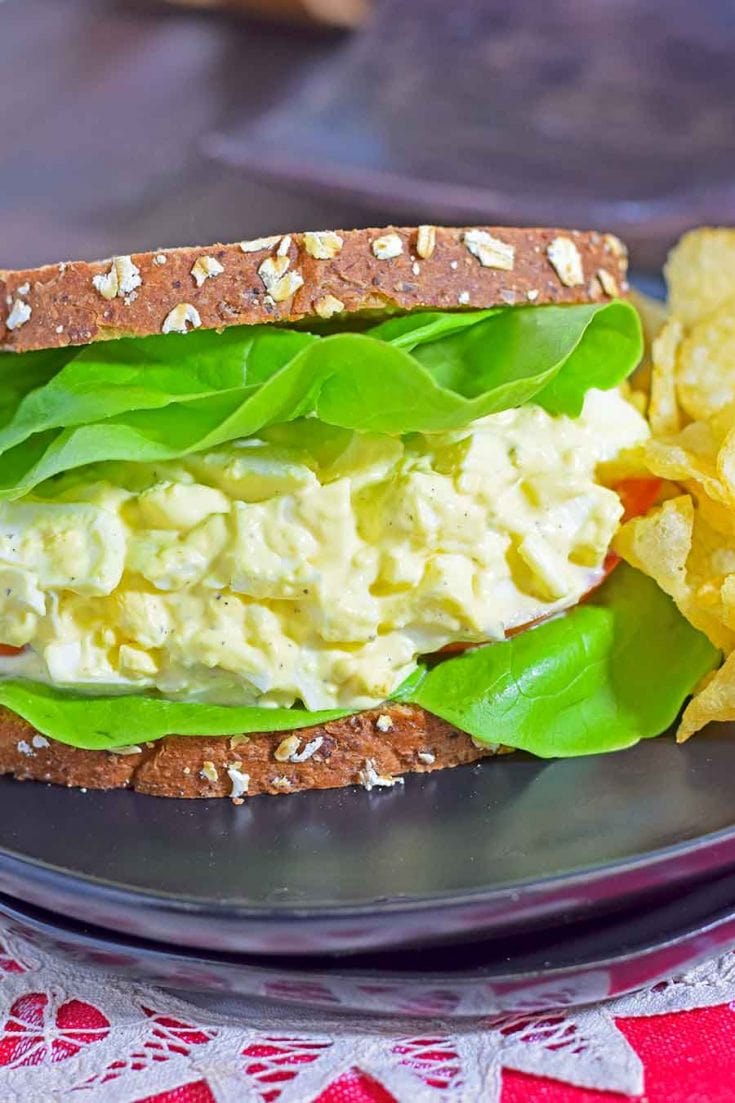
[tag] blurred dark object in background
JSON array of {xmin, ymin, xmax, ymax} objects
[
  {"xmin": 209, "ymin": 0, "xmax": 735, "ymax": 268},
  {"xmin": 0, "ymin": 0, "xmax": 378, "ymax": 269},
  {"xmin": 1, "ymin": 0, "xmax": 734, "ymax": 273},
  {"xmin": 163, "ymin": 0, "xmax": 368, "ymax": 29}
]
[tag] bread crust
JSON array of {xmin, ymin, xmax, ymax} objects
[
  {"xmin": 0, "ymin": 225, "xmax": 628, "ymax": 354},
  {"xmin": 0, "ymin": 703, "xmax": 500, "ymax": 799}
]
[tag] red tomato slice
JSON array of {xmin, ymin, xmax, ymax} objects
[
  {"xmin": 616, "ymin": 477, "xmax": 662, "ymax": 522},
  {"xmin": 0, "ymin": 644, "xmax": 24, "ymax": 657},
  {"xmin": 435, "ymin": 477, "xmax": 661, "ymax": 656}
]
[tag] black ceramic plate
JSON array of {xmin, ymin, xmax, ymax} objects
[
  {"xmin": 2, "ymin": 724, "xmax": 735, "ymax": 956},
  {"xmin": 3, "ymin": 870, "xmax": 735, "ymax": 1016}
]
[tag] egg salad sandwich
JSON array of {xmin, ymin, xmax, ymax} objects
[{"xmin": 0, "ymin": 226, "xmax": 718, "ymax": 799}]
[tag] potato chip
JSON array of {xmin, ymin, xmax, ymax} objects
[
  {"xmin": 719, "ymin": 575, "xmax": 735, "ymax": 632},
  {"xmin": 692, "ymin": 489, "xmax": 735, "ymax": 542},
  {"xmin": 617, "ymin": 494, "xmax": 735, "ymax": 655},
  {"xmin": 716, "ymin": 421, "xmax": 735, "ymax": 497},
  {"xmin": 644, "ymin": 431, "xmax": 729, "ymax": 508},
  {"xmin": 614, "ymin": 496, "xmax": 692, "ymax": 602},
  {"xmin": 677, "ymin": 300, "xmax": 735, "ymax": 420},
  {"xmin": 665, "ymin": 228, "xmax": 735, "ymax": 327},
  {"xmin": 621, "ymin": 228, "xmax": 735, "ymax": 738},
  {"xmin": 649, "ymin": 317, "xmax": 682, "ymax": 434},
  {"xmin": 684, "ymin": 516, "xmax": 735, "ymax": 650},
  {"xmin": 678, "ymin": 652, "xmax": 735, "ymax": 742}
]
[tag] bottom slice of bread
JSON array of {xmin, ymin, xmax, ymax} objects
[{"xmin": 0, "ymin": 705, "xmax": 501, "ymax": 798}]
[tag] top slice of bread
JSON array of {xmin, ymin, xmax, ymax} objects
[{"xmin": 0, "ymin": 225, "xmax": 628, "ymax": 354}]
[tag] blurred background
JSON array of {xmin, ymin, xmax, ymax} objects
[{"xmin": 2, "ymin": 0, "xmax": 734, "ymax": 275}]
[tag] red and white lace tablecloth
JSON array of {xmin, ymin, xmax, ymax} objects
[{"xmin": 1, "ymin": 931, "xmax": 735, "ymax": 1102}]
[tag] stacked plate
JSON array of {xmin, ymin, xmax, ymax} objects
[{"xmin": 3, "ymin": 724, "xmax": 735, "ymax": 1017}]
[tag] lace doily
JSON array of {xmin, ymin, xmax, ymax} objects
[{"xmin": 1, "ymin": 929, "xmax": 735, "ymax": 1102}]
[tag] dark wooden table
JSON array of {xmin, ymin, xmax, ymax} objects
[{"xmin": 0, "ymin": 0, "xmax": 385, "ymax": 269}]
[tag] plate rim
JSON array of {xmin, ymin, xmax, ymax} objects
[
  {"xmin": 2, "ymin": 810, "xmax": 735, "ymax": 920},
  {"xmin": 3, "ymin": 873, "xmax": 735, "ymax": 1018}
]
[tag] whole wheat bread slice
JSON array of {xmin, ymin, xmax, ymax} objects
[
  {"xmin": 0, "ymin": 225, "xmax": 627, "ymax": 354},
  {"xmin": 0, "ymin": 704, "xmax": 501, "ymax": 799}
]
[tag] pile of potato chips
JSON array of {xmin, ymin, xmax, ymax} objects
[{"xmin": 615, "ymin": 228, "xmax": 735, "ymax": 739}]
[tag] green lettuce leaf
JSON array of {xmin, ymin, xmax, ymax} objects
[
  {"xmin": 0, "ymin": 327, "xmax": 317, "ymax": 451},
  {"xmin": 410, "ymin": 565, "xmax": 719, "ymax": 757},
  {"xmin": 0, "ymin": 681, "xmax": 348, "ymax": 750},
  {"xmin": 0, "ymin": 301, "xmax": 641, "ymax": 499},
  {"xmin": 0, "ymin": 348, "xmax": 74, "ymax": 428},
  {"xmin": 0, "ymin": 567, "xmax": 717, "ymax": 756}
]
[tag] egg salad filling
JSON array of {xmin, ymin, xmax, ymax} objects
[
  {"xmin": 0, "ymin": 299, "xmax": 721, "ymax": 758},
  {"xmin": 0, "ymin": 389, "xmax": 647, "ymax": 709}
]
